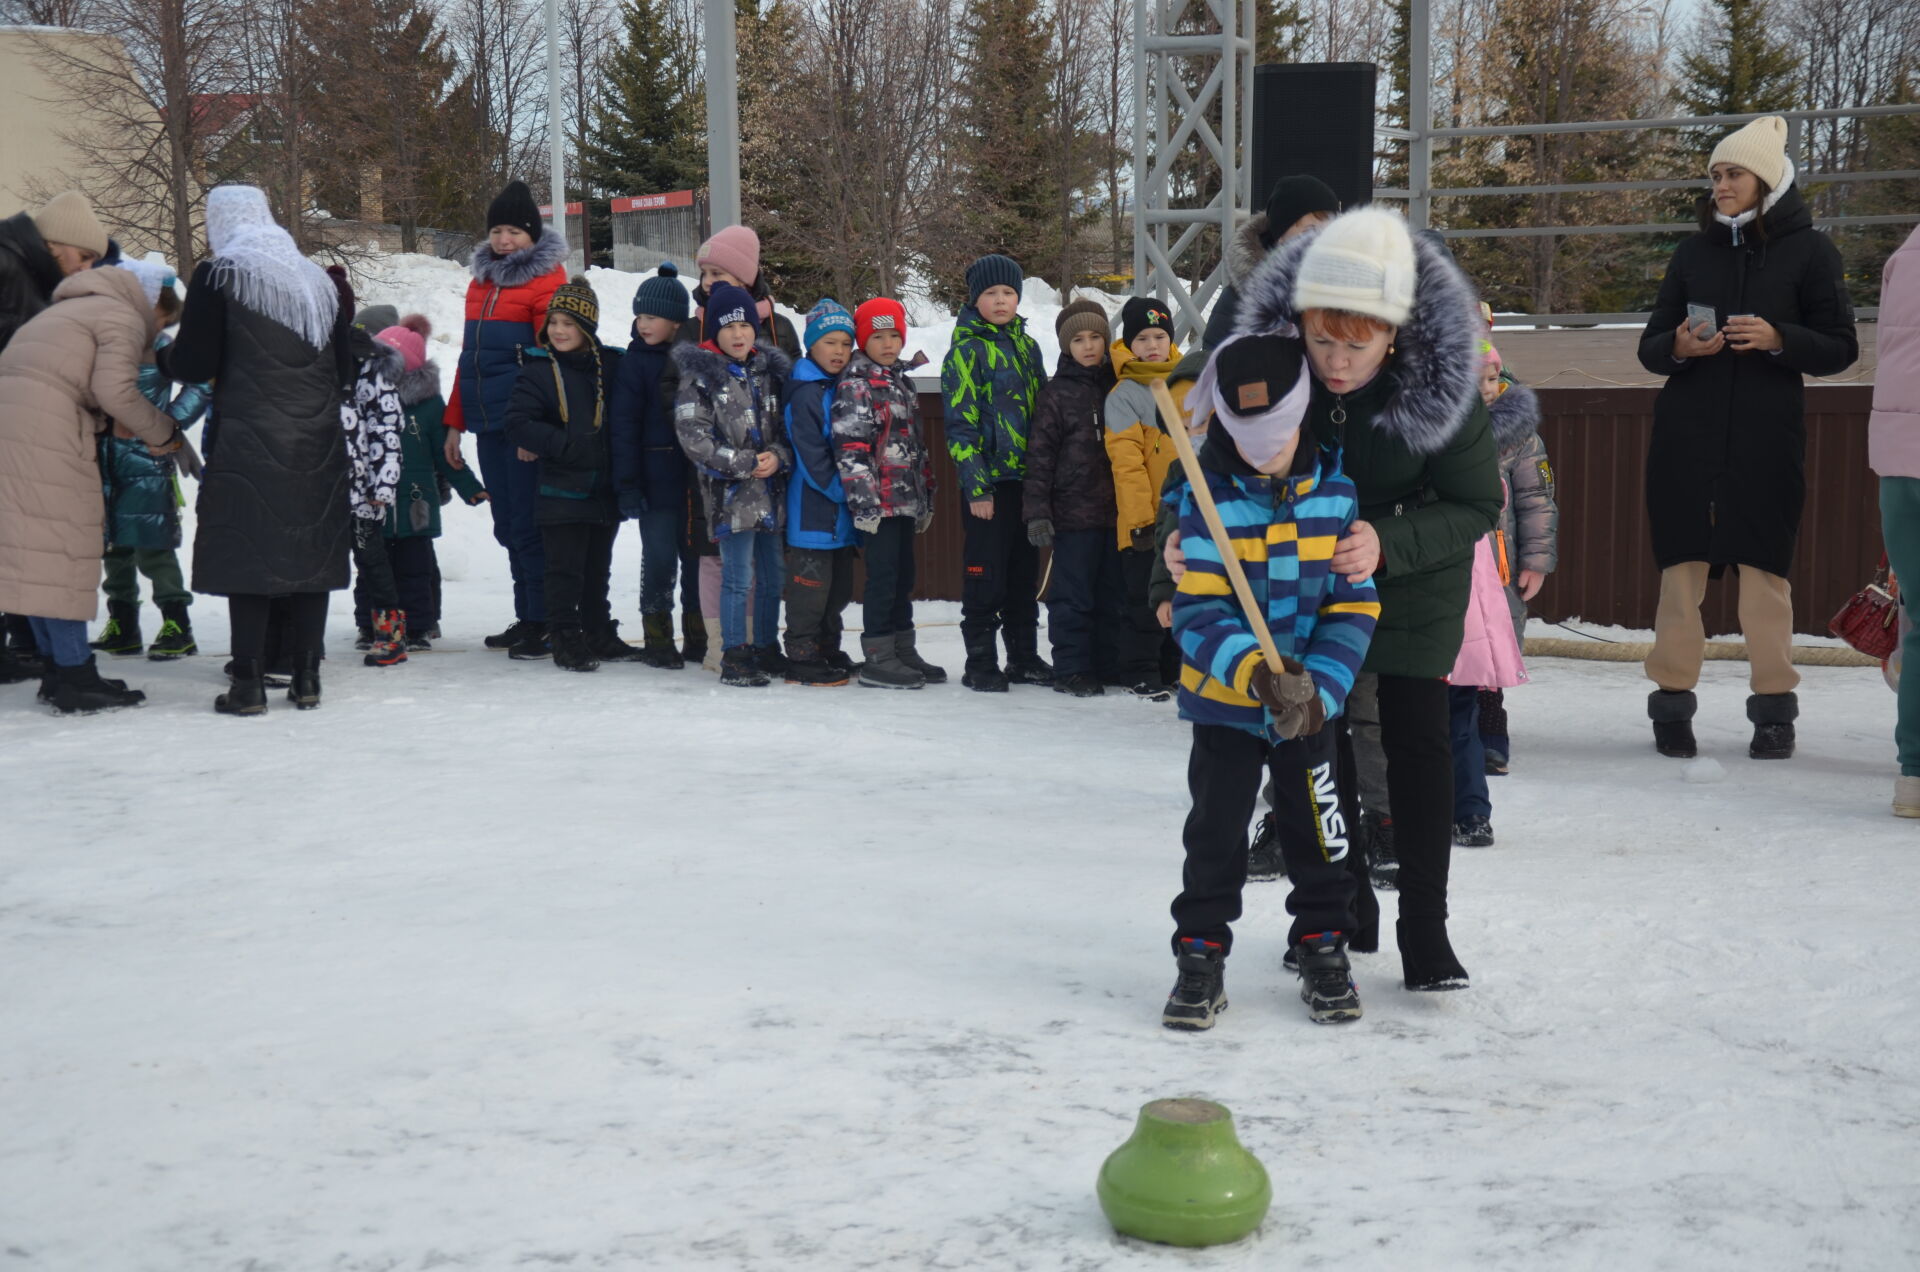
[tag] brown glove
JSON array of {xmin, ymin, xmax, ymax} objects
[{"xmin": 1247, "ymin": 655, "xmax": 1326, "ymax": 738}]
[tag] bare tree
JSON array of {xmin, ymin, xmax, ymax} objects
[{"xmin": 443, "ymin": 0, "xmax": 549, "ymax": 187}]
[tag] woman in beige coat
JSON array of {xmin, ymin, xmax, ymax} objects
[{"xmin": 0, "ymin": 266, "xmax": 182, "ymax": 713}]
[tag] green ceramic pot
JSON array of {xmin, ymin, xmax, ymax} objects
[{"xmin": 1097, "ymin": 1098, "xmax": 1271, "ymax": 1247}]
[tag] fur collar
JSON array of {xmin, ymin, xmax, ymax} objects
[
  {"xmin": 1488, "ymin": 380, "xmax": 1541, "ymax": 450},
  {"xmin": 470, "ymin": 230, "xmax": 571, "ymax": 288},
  {"xmin": 1234, "ymin": 225, "xmax": 1485, "ymax": 456},
  {"xmin": 1225, "ymin": 212, "xmax": 1271, "ymax": 288},
  {"xmin": 394, "ymin": 360, "xmax": 441, "ymax": 407},
  {"xmin": 671, "ymin": 339, "xmax": 793, "ymax": 389}
]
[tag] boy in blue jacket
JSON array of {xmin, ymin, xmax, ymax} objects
[
  {"xmin": 1162, "ymin": 335, "xmax": 1380, "ymax": 1031},
  {"xmin": 781, "ymin": 299, "xmax": 858, "ymax": 686}
]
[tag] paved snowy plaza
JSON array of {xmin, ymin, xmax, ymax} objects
[{"xmin": 3, "ymin": 512, "xmax": 1917, "ymax": 1270}]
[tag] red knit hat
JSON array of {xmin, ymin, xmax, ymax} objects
[{"xmin": 856, "ymin": 298, "xmax": 907, "ymax": 350}]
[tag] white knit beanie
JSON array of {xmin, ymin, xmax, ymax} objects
[
  {"xmin": 1708, "ymin": 116, "xmax": 1790, "ymax": 190},
  {"xmin": 1290, "ymin": 207, "xmax": 1417, "ymax": 328}
]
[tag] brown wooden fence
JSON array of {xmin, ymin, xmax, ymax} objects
[{"xmin": 898, "ymin": 385, "xmax": 1883, "ymax": 637}]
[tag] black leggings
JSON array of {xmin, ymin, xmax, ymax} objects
[
  {"xmin": 229, "ymin": 592, "xmax": 329, "ymax": 662},
  {"xmin": 1372, "ymin": 674, "xmax": 1454, "ymax": 923}
]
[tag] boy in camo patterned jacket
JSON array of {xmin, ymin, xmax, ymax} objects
[{"xmin": 942, "ymin": 254, "xmax": 1050, "ymax": 693}]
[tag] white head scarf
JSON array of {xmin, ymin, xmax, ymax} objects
[{"xmin": 204, "ymin": 185, "xmax": 338, "ymax": 350}]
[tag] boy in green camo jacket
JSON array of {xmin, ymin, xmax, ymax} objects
[{"xmin": 941, "ymin": 253, "xmax": 1050, "ymax": 693}]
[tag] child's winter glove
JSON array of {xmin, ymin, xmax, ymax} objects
[
  {"xmin": 618, "ymin": 491, "xmax": 648, "ymax": 520},
  {"xmin": 1129, "ymin": 525, "xmax": 1154, "ymax": 552},
  {"xmin": 915, "ymin": 512, "xmax": 932, "ymax": 535},
  {"xmin": 1027, "ymin": 518, "xmax": 1054, "ymax": 548},
  {"xmin": 854, "ymin": 514, "xmax": 882, "ymax": 536},
  {"xmin": 1248, "ymin": 655, "xmax": 1325, "ymax": 738}
]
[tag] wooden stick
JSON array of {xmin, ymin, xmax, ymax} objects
[{"xmin": 1150, "ymin": 379, "xmax": 1285, "ymax": 671}]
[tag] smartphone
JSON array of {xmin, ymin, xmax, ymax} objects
[{"xmin": 1686, "ymin": 303, "xmax": 1717, "ymax": 338}]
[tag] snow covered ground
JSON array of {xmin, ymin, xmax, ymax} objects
[{"xmin": 4, "ymin": 504, "xmax": 1919, "ymax": 1270}]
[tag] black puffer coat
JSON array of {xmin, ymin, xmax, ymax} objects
[
  {"xmin": 1022, "ymin": 354, "xmax": 1117, "ymax": 533},
  {"xmin": 506, "ymin": 344, "xmax": 623, "ymax": 526},
  {"xmin": 0, "ymin": 213, "xmax": 63, "ymax": 356},
  {"xmin": 163, "ymin": 261, "xmax": 354, "ymax": 597},
  {"xmin": 1636, "ymin": 186, "xmax": 1858, "ymax": 578}
]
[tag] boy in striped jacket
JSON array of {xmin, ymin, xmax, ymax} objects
[{"xmin": 1163, "ymin": 334, "xmax": 1380, "ymax": 1031}]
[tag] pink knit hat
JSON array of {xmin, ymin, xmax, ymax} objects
[
  {"xmin": 697, "ymin": 225, "xmax": 761, "ymax": 287},
  {"xmin": 376, "ymin": 314, "xmax": 431, "ymax": 373}
]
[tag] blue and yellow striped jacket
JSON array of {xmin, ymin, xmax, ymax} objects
[{"xmin": 1172, "ymin": 435, "xmax": 1381, "ymax": 741}]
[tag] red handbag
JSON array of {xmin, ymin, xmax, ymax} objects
[{"xmin": 1828, "ymin": 553, "xmax": 1900, "ymax": 660}]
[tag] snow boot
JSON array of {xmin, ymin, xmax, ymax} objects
[
  {"xmin": 49, "ymin": 656, "xmax": 146, "ymax": 714},
  {"xmin": 719, "ymin": 645, "xmax": 769, "ymax": 687},
  {"xmin": 507, "ymin": 621, "xmax": 551, "ymax": 660},
  {"xmin": 1128, "ymin": 680, "xmax": 1173, "ymax": 702},
  {"xmin": 1053, "ymin": 673, "xmax": 1104, "ymax": 697},
  {"xmin": 1452, "ymin": 815, "xmax": 1495, "ymax": 848},
  {"xmin": 1895, "ymin": 775, "xmax": 1920, "ymax": 819},
  {"xmin": 288, "ymin": 652, "xmax": 323, "ymax": 710},
  {"xmin": 0, "ymin": 641, "xmax": 38, "ymax": 685},
  {"xmin": 406, "ymin": 631, "xmax": 433, "ymax": 652},
  {"xmin": 1294, "ymin": 931, "xmax": 1362, "ymax": 1024},
  {"xmin": 961, "ymin": 631, "xmax": 1008, "ymax": 693},
  {"xmin": 363, "ymin": 609, "xmax": 409, "ymax": 667},
  {"xmin": 1399, "ymin": 917, "xmax": 1469, "ymax": 992},
  {"xmin": 485, "ymin": 618, "xmax": 536, "ymax": 650},
  {"xmin": 354, "ymin": 627, "xmax": 377, "ymax": 651},
  {"xmin": 1246, "ymin": 812, "xmax": 1284, "ymax": 882},
  {"xmin": 1648, "ymin": 689, "xmax": 1698, "ymax": 758},
  {"xmin": 858, "ymin": 633, "xmax": 926, "ymax": 690},
  {"xmin": 591, "ymin": 621, "xmax": 643, "ymax": 663},
  {"xmin": 640, "ymin": 612, "xmax": 683, "ymax": 668},
  {"xmin": 1162, "ymin": 937, "xmax": 1227, "ymax": 1031},
  {"xmin": 552, "ymin": 625, "xmax": 601, "ymax": 672},
  {"xmin": 1747, "ymin": 691, "xmax": 1797, "ymax": 760},
  {"xmin": 784, "ymin": 636, "xmax": 848, "ymax": 687},
  {"xmin": 146, "ymin": 603, "xmax": 196, "ymax": 660},
  {"xmin": 681, "ymin": 610, "xmax": 708, "ymax": 668},
  {"xmin": 1363, "ymin": 812, "xmax": 1397, "ymax": 890},
  {"xmin": 91, "ymin": 600, "xmax": 143, "ymax": 656},
  {"xmin": 215, "ymin": 658, "xmax": 268, "ymax": 716},
  {"xmin": 1003, "ymin": 629, "xmax": 1053, "ymax": 686},
  {"xmin": 894, "ymin": 629, "xmax": 947, "ymax": 684},
  {"xmin": 822, "ymin": 638, "xmax": 858, "ymax": 679},
  {"xmin": 754, "ymin": 643, "xmax": 789, "ymax": 679}
]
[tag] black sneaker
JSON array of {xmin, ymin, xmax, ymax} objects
[
  {"xmin": 1128, "ymin": 681, "xmax": 1173, "ymax": 702},
  {"xmin": 1162, "ymin": 937, "xmax": 1227, "ymax": 1031},
  {"xmin": 507, "ymin": 622, "xmax": 551, "ymax": 660},
  {"xmin": 1294, "ymin": 931, "xmax": 1362, "ymax": 1024},
  {"xmin": 591, "ymin": 622, "xmax": 644, "ymax": 663},
  {"xmin": 354, "ymin": 627, "xmax": 377, "ymax": 651},
  {"xmin": 1246, "ymin": 813, "xmax": 1284, "ymax": 882},
  {"xmin": 486, "ymin": 619, "xmax": 535, "ymax": 651},
  {"xmin": 405, "ymin": 634, "xmax": 432, "ymax": 652},
  {"xmin": 1053, "ymin": 673, "xmax": 1104, "ymax": 697},
  {"xmin": 1364, "ymin": 813, "xmax": 1398, "ymax": 891},
  {"xmin": 1453, "ymin": 815, "xmax": 1495, "ymax": 848},
  {"xmin": 1005, "ymin": 655, "xmax": 1053, "ymax": 686}
]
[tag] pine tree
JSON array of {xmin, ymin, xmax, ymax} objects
[
  {"xmin": 1675, "ymin": 0, "xmax": 1798, "ymax": 157},
  {"xmin": 579, "ymin": 0, "xmax": 703, "ymax": 199}
]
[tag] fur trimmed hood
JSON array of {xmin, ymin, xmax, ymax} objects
[
  {"xmin": 1488, "ymin": 379, "xmax": 1541, "ymax": 451},
  {"xmin": 1233, "ymin": 224, "xmax": 1486, "ymax": 456},
  {"xmin": 671, "ymin": 338, "xmax": 793, "ymax": 387},
  {"xmin": 394, "ymin": 359, "xmax": 442, "ymax": 407},
  {"xmin": 470, "ymin": 230, "xmax": 571, "ymax": 288},
  {"xmin": 1225, "ymin": 212, "xmax": 1272, "ymax": 289}
]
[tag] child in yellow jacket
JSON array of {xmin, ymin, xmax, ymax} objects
[{"xmin": 1105, "ymin": 296, "xmax": 1183, "ymax": 698}]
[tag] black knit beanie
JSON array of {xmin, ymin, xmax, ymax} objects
[
  {"xmin": 1213, "ymin": 334, "xmax": 1304, "ymax": 419},
  {"xmin": 1261, "ymin": 175, "xmax": 1340, "ymax": 247},
  {"xmin": 486, "ymin": 180, "xmax": 544, "ymax": 241},
  {"xmin": 1120, "ymin": 296, "xmax": 1174, "ymax": 345}
]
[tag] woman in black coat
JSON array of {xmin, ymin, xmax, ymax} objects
[
  {"xmin": 160, "ymin": 185, "xmax": 353, "ymax": 716},
  {"xmin": 1636, "ymin": 116, "xmax": 1858, "ymax": 761}
]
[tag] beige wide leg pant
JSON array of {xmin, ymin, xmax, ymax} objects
[{"xmin": 1644, "ymin": 561, "xmax": 1799, "ymax": 695}]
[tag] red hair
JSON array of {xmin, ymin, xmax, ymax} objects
[{"xmin": 1302, "ymin": 308, "xmax": 1391, "ymax": 343}]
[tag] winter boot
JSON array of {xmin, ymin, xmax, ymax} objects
[
  {"xmin": 1895, "ymin": 775, "xmax": 1920, "ymax": 819},
  {"xmin": 1003, "ymin": 629, "xmax": 1053, "ymax": 686},
  {"xmin": 288, "ymin": 652, "xmax": 322, "ymax": 710},
  {"xmin": 1246, "ymin": 812, "xmax": 1284, "ymax": 882},
  {"xmin": 1452, "ymin": 815, "xmax": 1495, "ymax": 848},
  {"xmin": 1747, "ymin": 691, "xmax": 1797, "ymax": 760},
  {"xmin": 961, "ymin": 630, "xmax": 1008, "ymax": 693},
  {"xmin": 592, "ymin": 621, "xmax": 643, "ymax": 663},
  {"xmin": 858, "ymin": 633, "xmax": 926, "ymax": 690},
  {"xmin": 894, "ymin": 629, "xmax": 948, "ymax": 684},
  {"xmin": 719, "ymin": 645, "xmax": 769, "ymax": 687},
  {"xmin": 1398, "ymin": 917, "xmax": 1470, "ymax": 992},
  {"xmin": 406, "ymin": 630, "xmax": 433, "ymax": 652},
  {"xmin": 640, "ymin": 612, "xmax": 683, "ymax": 668},
  {"xmin": 1294, "ymin": 931, "xmax": 1362, "ymax": 1024},
  {"xmin": 146, "ymin": 603, "xmax": 197, "ymax": 660},
  {"xmin": 1053, "ymin": 672, "xmax": 1104, "ymax": 697},
  {"xmin": 49, "ymin": 656, "xmax": 146, "ymax": 714},
  {"xmin": 754, "ymin": 643, "xmax": 789, "ymax": 679},
  {"xmin": 822, "ymin": 635, "xmax": 858, "ymax": 679},
  {"xmin": 0, "ymin": 642, "xmax": 37, "ymax": 685},
  {"xmin": 552, "ymin": 625, "xmax": 601, "ymax": 672},
  {"xmin": 681, "ymin": 610, "xmax": 709, "ymax": 667},
  {"xmin": 507, "ymin": 621, "xmax": 552, "ymax": 660},
  {"xmin": 91, "ymin": 600, "xmax": 143, "ymax": 657},
  {"xmin": 363, "ymin": 609, "xmax": 409, "ymax": 667},
  {"xmin": 1161, "ymin": 937, "xmax": 1227, "ymax": 1031},
  {"xmin": 784, "ymin": 636, "xmax": 848, "ymax": 687},
  {"xmin": 215, "ymin": 658, "xmax": 268, "ymax": 716},
  {"xmin": 1648, "ymin": 689, "xmax": 1698, "ymax": 758},
  {"xmin": 485, "ymin": 618, "xmax": 535, "ymax": 650},
  {"xmin": 1363, "ymin": 812, "xmax": 1397, "ymax": 891},
  {"xmin": 354, "ymin": 627, "xmax": 377, "ymax": 651}
]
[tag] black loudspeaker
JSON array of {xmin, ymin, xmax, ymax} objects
[{"xmin": 1250, "ymin": 63, "xmax": 1378, "ymax": 222}]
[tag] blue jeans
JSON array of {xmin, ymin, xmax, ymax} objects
[
  {"xmin": 28, "ymin": 616, "xmax": 91, "ymax": 667},
  {"xmin": 1883, "ymin": 477, "xmax": 1920, "ymax": 776},
  {"xmin": 637, "ymin": 507, "xmax": 699, "ymax": 617},
  {"xmin": 718, "ymin": 529, "xmax": 783, "ymax": 650},
  {"xmin": 1448, "ymin": 684, "xmax": 1491, "ymax": 820},
  {"xmin": 475, "ymin": 430, "xmax": 546, "ymax": 622}
]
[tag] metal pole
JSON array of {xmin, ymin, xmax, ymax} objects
[
  {"xmin": 1408, "ymin": 0, "xmax": 1430, "ymax": 227},
  {"xmin": 705, "ymin": 0, "xmax": 741, "ymax": 231},
  {"xmin": 546, "ymin": 0, "xmax": 565, "ymax": 244},
  {"xmin": 1132, "ymin": 0, "xmax": 1147, "ymax": 290}
]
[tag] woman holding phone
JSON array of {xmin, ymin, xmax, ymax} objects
[{"xmin": 1636, "ymin": 115, "xmax": 1857, "ymax": 761}]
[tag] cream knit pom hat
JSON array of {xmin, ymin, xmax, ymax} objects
[
  {"xmin": 1709, "ymin": 115, "xmax": 1791, "ymax": 190},
  {"xmin": 1290, "ymin": 207, "xmax": 1417, "ymax": 327}
]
